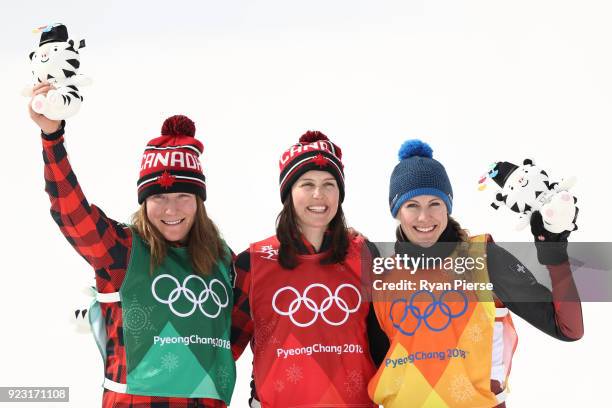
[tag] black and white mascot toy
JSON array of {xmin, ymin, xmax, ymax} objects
[
  {"xmin": 23, "ymin": 23, "xmax": 91, "ymax": 120},
  {"xmin": 480, "ymin": 159, "xmax": 578, "ymax": 239}
]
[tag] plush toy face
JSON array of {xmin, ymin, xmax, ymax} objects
[
  {"xmin": 501, "ymin": 162, "xmax": 550, "ymax": 213},
  {"xmin": 29, "ymin": 41, "xmax": 80, "ymax": 83}
]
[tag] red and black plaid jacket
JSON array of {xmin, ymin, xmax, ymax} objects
[{"xmin": 42, "ymin": 124, "xmax": 243, "ymax": 408}]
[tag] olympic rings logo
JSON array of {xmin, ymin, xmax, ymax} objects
[
  {"xmin": 151, "ymin": 274, "xmax": 229, "ymax": 318},
  {"xmin": 389, "ymin": 290, "xmax": 468, "ymax": 336},
  {"xmin": 272, "ymin": 283, "xmax": 362, "ymax": 328}
]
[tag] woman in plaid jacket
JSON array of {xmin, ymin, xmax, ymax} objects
[{"xmin": 29, "ymin": 82, "xmax": 242, "ymax": 408}]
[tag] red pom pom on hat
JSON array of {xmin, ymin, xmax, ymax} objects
[
  {"xmin": 299, "ymin": 130, "xmax": 329, "ymax": 143},
  {"xmin": 161, "ymin": 115, "xmax": 196, "ymax": 137},
  {"xmin": 298, "ymin": 130, "xmax": 342, "ymax": 160}
]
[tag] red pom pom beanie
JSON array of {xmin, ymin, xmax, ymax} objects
[
  {"xmin": 278, "ymin": 130, "xmax": 345, "ymax": 203},
  {"xmin": 137, "ymin": 115, "xmax": 206, "ymax": 204}
]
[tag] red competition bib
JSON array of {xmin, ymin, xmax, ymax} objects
[{"xmin": 250, "ymin": 236, "xmax": 376, "ymax": 408}]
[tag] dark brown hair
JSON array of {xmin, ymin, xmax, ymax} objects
[
  {"xmin": 448, "ymin": 215, "xmax": 469, "ymax": 242},
  {"xmin": 276, "ymin": 194, "xmax": 349, "ymax": 269},
  {"xmin": 131, "ymin": 198, "xmax": 228, "ymax": 276},
  {"xmin": 447, "ymin": 215, "xmax": 471, "ymax": 258}
]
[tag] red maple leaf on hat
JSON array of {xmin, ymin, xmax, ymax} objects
[
  {"xmin": 158, "ymin": 171, "xmax": 176, "ymax": 189},
  {"xmin": 313, "ymin": 153, "xmax": 328, "ymax": 167}
]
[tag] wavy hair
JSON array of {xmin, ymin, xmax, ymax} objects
[{"xmin": 131, "ymin": 198, "xmax": 228, "ymax": 276}]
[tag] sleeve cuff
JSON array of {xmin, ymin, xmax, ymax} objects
[
  {"xmin": 535, "ymin": 241, "xmax": 569, "ymax": 265},
  {"xmin": 41, "ymin": 120, "xmax": 66, "ymax": 141}
]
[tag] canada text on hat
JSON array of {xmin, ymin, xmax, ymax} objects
[
  {"xmin": 279, "ymin": 140, "xmax": 339, "ymax": 167},
  {"xmin": 140, "ymin": 147, "xmax": 202, "ymax": 174}
]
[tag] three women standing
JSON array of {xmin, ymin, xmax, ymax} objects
[{"xmin": 31, "ymin": 79, "xmax": 583, "ymax": 408}]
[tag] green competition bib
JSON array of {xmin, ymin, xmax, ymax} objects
[{"xmin": 118, "ymin": 233, "xmax": 236, "ymax": 402}]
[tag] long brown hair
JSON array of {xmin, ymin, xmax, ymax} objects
[
  {"xmin": 447, "ymin": 215, "xmax": 471, "ymax": 259},
  {"xmin": 276, "ymin": 194, "xmax": 349, "ymax": 269},
  {"xmin": 448, "ymin": 216, "xmax": 469, "ymax": 242},
  {"xmin": 131, "ymin": 198, "xmax": 228, "ymax": 276}
]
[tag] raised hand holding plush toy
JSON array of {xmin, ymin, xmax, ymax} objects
[
  {"xmin": 22, "ymin": 23, "xmax": 91, "ymax": 120},
  {"xmin": 479, "ymin": 159, "xmax": 578, "ymax": 235}
]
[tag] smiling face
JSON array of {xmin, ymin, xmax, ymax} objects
[
  {"xmin": 396, "ymin": 195, "xmax": 448, "ymax": 247},
  {"xmin": 145, "ymin": 192, "xmax": 197, "ymax": 243},
  {"xmin": 291, "ymin": 170, "xmax": 340, "ymax": 233}
]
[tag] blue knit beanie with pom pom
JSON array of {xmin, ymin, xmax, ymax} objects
[{"xmin": 389, "ymin": 139, "xmax": 453, "ymax": 216}]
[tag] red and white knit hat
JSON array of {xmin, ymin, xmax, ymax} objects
[
  {"xmin": 137, "ymin": 115, "xmax": 206, "ymax": 204},
  {"xmin": 278, "ymin": 131, "xmax": 345, "ymax": 203}
]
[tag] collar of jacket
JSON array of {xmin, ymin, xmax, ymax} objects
[{"xmin": 292, "ymin": 230, "xmax": 333, "ymax": 255}]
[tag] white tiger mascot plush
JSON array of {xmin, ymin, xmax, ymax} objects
[
  {"xmin": 486, "ymin": 159, "xmax": 578, "ymax": 234},
  {"xmin": 23, "ymin": 24, "xmax": 91, "ymax": 120}
]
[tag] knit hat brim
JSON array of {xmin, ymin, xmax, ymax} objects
[
  {"xmin": 137, "ymin": 171, "xmax": 206, "ymax": 204},
  {"xmin": 391, "ymin": 187, "xmax": 453, "ymax": 217}
]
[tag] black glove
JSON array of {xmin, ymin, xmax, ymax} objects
[{"xmin": 530, "ymin": 210, "xmax": 572, "ymax": 265}]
